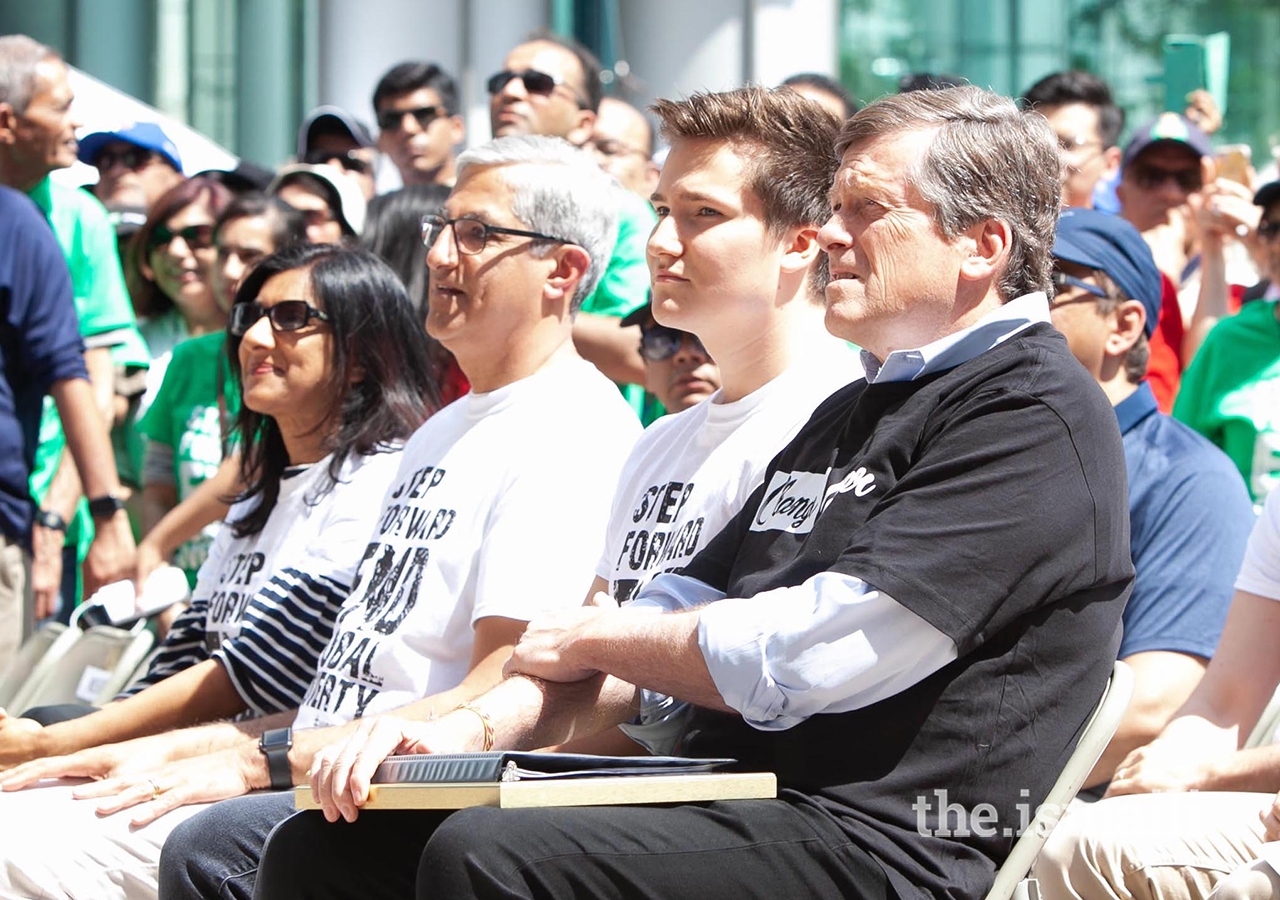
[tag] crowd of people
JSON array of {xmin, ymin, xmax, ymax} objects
[{"xmin": 0, "ymin": 21, "xmax": 1279, "ymax": 900}]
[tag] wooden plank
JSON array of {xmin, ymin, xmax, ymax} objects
[{"xmin": 294, "ymin": 772, "xmax": 777, "ymax": 811}]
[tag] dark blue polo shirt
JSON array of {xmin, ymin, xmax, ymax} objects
[
  {"xmin": 0, "ymin": 185, "xmax": 86, "ymax": 545},
  {"xmin": 1119, "ymin": 381, "xmax": 1254, "ymax": 658}
]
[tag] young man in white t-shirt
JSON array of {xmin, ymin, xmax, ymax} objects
[{"xmin": 0, "ymin": 136, "xmax": 640, "ymax": 900}]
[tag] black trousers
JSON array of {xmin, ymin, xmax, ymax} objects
[{"xmin": 239, "ymin": 794, "xmax": 895, "ymax": 900}]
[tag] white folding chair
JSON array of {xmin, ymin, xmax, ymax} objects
[
  {"xmin": 982, "ymin": 660, "xmax": 1134, "ymax": 900},
  {"xmin": 0, "ymin": 623, "xmax": 67, "ymax": 709},
  {"xmin": 8, "ymin": 616, "xmax": 154, "ymax": 713}
]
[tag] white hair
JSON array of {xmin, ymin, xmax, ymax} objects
[
  {"xmin": 456, "ymin": 135, "xmax": 620, "ymax": 311},
  {"xmin": 0, "ymin": 35, "xmax": 59, "ymax": 115}
]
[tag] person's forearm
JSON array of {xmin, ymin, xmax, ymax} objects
[
  {"xmin": 573, "ymin": 608, "xmax": 732, "ymax": 712},
  {"xmin": 475, "ymin": 674, "xmax": 641, "ymax": 752},
  {"xmin": 40, "ymin": 659, "xmax": 247, "ymax": 757},
  {"xmin": 143, "ymin": 456, "xmax": 238, "ymax": 557},
  {"xmin": 572, "ymin": 314, "xmax": 645, "ymax": 385},
  {"xmin": 1197, "ymin": 745, "xmax": 1280, "ymax": 793},
  {"xmin": 84, "ymin": 347, "xmax": 115, "ymax": 427},
  {"xmin": 42, "ymin": 447, "xmax": 83, "ymax": 522},
  {"xmin": 141, "ymin": 482, "xmax": 179, "ymax": 535},
  {"xmin": 49, "ymin": 378, "xmax": 122, "ymax": 500},
  {"xmin": 1186, "ymin": 234, "xmax": 1228, "ymax": 361}
]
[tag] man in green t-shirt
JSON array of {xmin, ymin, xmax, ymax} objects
[
  {"xmin": 0, "ymin": 34, "xmax": 147, "ymax": 619},
  {"xmin": 487, "ymin": 33, "xmax": 659, "ymax": 422}
]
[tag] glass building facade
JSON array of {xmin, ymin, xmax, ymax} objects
[{"xmin": 2, "ymin": 0, "xmax": 1277, "ymax": 171}]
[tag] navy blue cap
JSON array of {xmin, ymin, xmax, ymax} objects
[
  {"xmin": 1254, "ymin": 181, "xmax": 1280, "ymax": 211},
  {"xmin": 1052, "ymin": 208, "xmax": 1163, "ymax": 338},
  {"xmin": 1121, "ymin": 113, "xmax": 1213, "ymax": 170},
  {"xmin": 77, "ymin": 121, "xmax": 182, "ymax": 173}
]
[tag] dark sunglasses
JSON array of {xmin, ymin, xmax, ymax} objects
[
  {"xmin": 149, "ymin": 223, "xmax": 215, "ymax": 252},
  {"xmin": 1050, "ymin": 270, "xmax": 1110, "ymax": 306},
  {"xmin": 303, "ymin": 149, "xmax": 372, "ymax": 175},
  {"xmin": 1258, "ymin": 220, "xmax": 1280, "ymax": 240},
  {"xmin": 421, "ymin": 214, "xmax": 571, "ymax": 255},
  {"xmin": 639, "ymin": 325, "xmax": 708, "ymax": 362},
  {"xmin": 229, "ymin": 300, "xmax": 330, "ymax": 337},
  {"xmin": 94, "ymin": 146, "xmax": 152, "ymax": 172},
  {"xmin": 486, "ymin": 69, "xmax": 588, "ymax": 108},
  {"xmin": 1129, "ymin": 163, "xmax": 1202, "ymax": 193},
  {"xmin": 376, "ymin": 105, "xmax": 443, "ymax": 132}
]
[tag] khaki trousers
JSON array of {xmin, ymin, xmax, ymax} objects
[
  {"xmin": 0, "ymin": 533, "xmax": 30, "ymax": 677},
  {"xmin": 1034, "ymin": 793, "xmax": 1272, "ymax": 900}
]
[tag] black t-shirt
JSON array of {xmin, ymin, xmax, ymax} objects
[{"xmin": 679, "ymin": 323, "xmax": 1133, "ymax": 900}]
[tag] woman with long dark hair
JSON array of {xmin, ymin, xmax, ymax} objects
[{"xmin": 0, "ymin": 244, "xmax": 439, "ymax": 762}]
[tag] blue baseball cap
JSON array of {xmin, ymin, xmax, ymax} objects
[
  {"xmin": 1052, "ymin": 208, "xmax": 1163, "ymax": 338},
  {"xmin": 1121, "ymin": 113, "xmax": 1212, "ymax": 170},
  {"xmin": 77, "ymin": 121, "xmax": 183, "ymax": 173}
]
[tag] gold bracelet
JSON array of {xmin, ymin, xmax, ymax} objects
[{"xmin": 455, "ymin": 703, "xmax": 495, "ymax": 752}]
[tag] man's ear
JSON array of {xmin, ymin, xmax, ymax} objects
[
  {"xmin": 1105, "ymin": 299, "xmax": 1146, "ymax": 356},
  {"xmin": 447, "ymin": 115, "xmax": 466, "ymax": 148},
  {"xmin": 566, "ymin": 111, "xmax": 598, "ymax": 149},
  {"xmin": 779, "ymin": 226, "xmax": 822, "ymax": 276},
  {"xmin": 0, "ymin": 103, "xmax": 17, "ymax": 146},
  {"xmin": 545, "ymin": 244, "xmax": 591, "ymax": 306},
  {"xmin": 1101, "ymin": 145, "xmax": 1122, "ymax": 182},
  {"xmin": 958, "ymin": 218, "xmax": 1013, "ymax": 283}
]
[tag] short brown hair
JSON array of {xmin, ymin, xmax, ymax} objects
[
  {"xmin": 651, "ymin": 86, "xmax": 840, "ymax": 240},
  {"xmin": 836, "ymin": 85, "xmax": 1062, "ymax": 302}
]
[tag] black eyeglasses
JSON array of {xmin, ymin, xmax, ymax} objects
[
  {"xmin": 1128, "ymin": 163, "xmax": 1202, "ymax": 194},
  {"xmin": 639, "ymin": 325, "xmax": 709, "ymax": 362},
  {"xmin": 487, "ymin": 69, "xmax": 588, "ymax": 108},
  {"xmin": 149, "ymin": 223, "xmax": 215, "ymax": 252},
  {"xmin": 303, "ymin": 149, "xmax": 372, "ymax": 175},
  {"xmin": 1050, "ymin": 270, "xmax": 1110, "ymax": 306},
  {"xmin": 1258, "ymin": 220, "xmax": 1280, "ymax": 241},
  {"xmin": 420, "ymin": 214, "xmax": 572, "ymax": 255},
  {"xmin": 229, "ymin": 300, "xmax": 330, "ymax": 336},
  {"xmin": 94, "ymin": 146, "xmax": 152, "ymax": 172},
  {"xmin": 376, "ymin": 105, "xmax": 443, "ymax": 132}
]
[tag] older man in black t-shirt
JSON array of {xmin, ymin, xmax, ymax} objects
[{"xmin": 239, "ymin": 86, "xmax": 1132, "ymax": 900}]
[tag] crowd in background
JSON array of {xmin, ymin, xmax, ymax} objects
[{"xmin": 1, "ymin": 20, "xmax": 1280, "ymax": 900}]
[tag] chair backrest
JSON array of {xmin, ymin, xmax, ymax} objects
[
  {"xmin": 1245, "ymin": 684, "xmax": 1280, "ymax": 750},
  {"xmin": 10, "ymin": 622, "xmax": 154, "ymax": 713},
  {"xmin": 982, "ymin": 660, "xmax": 1134, "ymax": 900},
  {"xmin": 0, "ymin": 624, "xmax": 67, "ymax": 709}
]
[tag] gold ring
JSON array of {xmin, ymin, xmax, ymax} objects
[{"xmin": 147, "ymin": 778, "xmax": 161, "ymax": 800}]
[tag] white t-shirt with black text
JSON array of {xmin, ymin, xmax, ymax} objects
[
  {"xmin": 598, "ymin": 351, "xmax": 857, "ymax": 603},
  {"xmin": 294, "ymin": 355, "xmax": 641, "ymax": 729}
]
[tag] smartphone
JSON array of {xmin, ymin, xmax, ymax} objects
[{"xmin": 1215, "ymin": 144, "xmax": 1252, "ymax": 185}]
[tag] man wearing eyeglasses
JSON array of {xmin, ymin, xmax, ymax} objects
[
  {"xmin": 1043, "ymin": 208, "xmax": 1252, "ymax": 797},
  {"xmin": 371, "ymin": 61, "xmax": 464, "ymax": 190},
  {"xmin": 621, "ymin": 303, "xmax": 721, "ymax": 414},
  {"xmin": 588, "ymin": 97, "xmax": 660, "ymax": 201},
  {"xmin": 296, "ymin": 106, "xmax": 377, "ymax": 201},
  {"xmin": 1020, "ymin": 70, "xmax": 1123, "ymax": 212},
  {"xmin": 0, "ymin": 34, "xmax": 146, "ymax": 630},
  {"xmin": 78, "ymin": 121, "xmax": 184, "ymax": 213},
  {"xmin": 490, "ymin": 34, "xmax": 657, "ymax": 421}
]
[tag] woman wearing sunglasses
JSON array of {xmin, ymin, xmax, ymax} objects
[
  {"xmin": 0, "ymin": 243, "xmax": 438, "ymax": 764},
  {"xmin": 127, "ymin": 176, "xmax": 233, "ymax": 386},
  {"xmin": 134, "ymin": 196, "xmax": 309, "ymax": 587}
]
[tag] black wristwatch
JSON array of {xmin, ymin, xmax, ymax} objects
[
  {"xmin": 34, "ymin": 509, "xmax": 67, "ymax": 532},
  {"xmin": 86, "ymin": 494, "xmax": 126, "ymax": 520},
  {"xmin": 259, "ymin": 727, "xmax": 293, "ymax": 790}
]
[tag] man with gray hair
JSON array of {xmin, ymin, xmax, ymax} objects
[
  {"xmin": 214, "ymin": 86, "xmax": 1131, "ymax": 900},
  {"xmin": 0, "ymin": 135, "xmax": 640, "ymax": 900},
  {"xmin": 0, "ymin": 34, "xmax": 146, "ymax": 626}
]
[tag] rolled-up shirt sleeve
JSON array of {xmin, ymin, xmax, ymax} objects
[{"xmin": 695, "ymin": 571, "xmax": 958, "ymax": 731}]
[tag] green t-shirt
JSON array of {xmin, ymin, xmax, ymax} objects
[
  {"xmin": 26, "ymin": 177, "xmax": 152, "ymax": 589},
  {"xmin": 138, "ymin": 332, "xmax": 240, "ymax": 584},
  {"xmin": 580, "ymin": 191, "xmax": 663, "ymax": 425},
  {"xmin": 1173, "ymin": 298, "xmax": 1280, "ymax": 504}
]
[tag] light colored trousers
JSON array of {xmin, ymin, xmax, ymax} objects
[
  {"xmin": 1034, "ymin": 793, "xmax": 1273, "ymax": 900},
  {"xmin": 0, "ymin": 534, "xmax": 31, "ymax": 677},
  {"xmin": 0, "ymin": 779, "xmax": 211, "ymax": 900}
]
